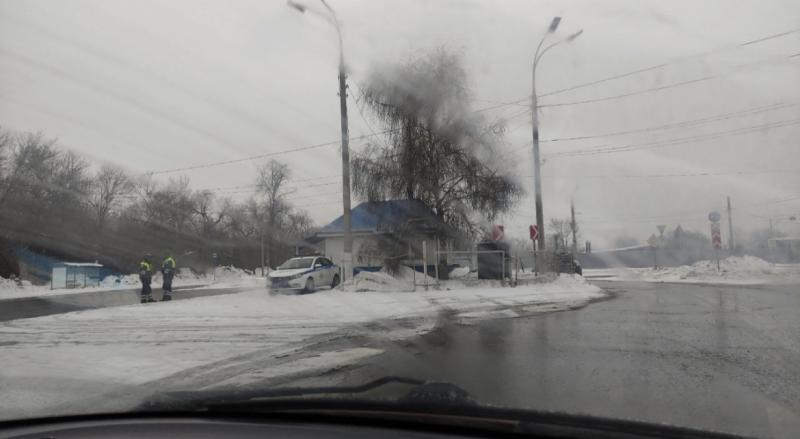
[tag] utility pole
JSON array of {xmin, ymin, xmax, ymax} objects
[
  {"xmin": 337, "ymin": 44, "xmax": 353, "ymax": 284},
  {"xmin": 727, "ymin": 196, "xmax": 734, "ymax": 252},
  {"xmin": 288, "ymin": 0, "xmax": 353, "ymax": 282},
  {"xmin": 531, "ymin": 74, "xmax": 545, "ymax": 252},
  {"xmin": 531, "ymin": 17, "xmax": 582, "ymax": 252},
  {"xmin": 260, "ymin": 224, "xmax": 265, "ymax": 277},
  {"xmin": 570, "ymin": 199, "xmax": 577, "ymax": 256}
]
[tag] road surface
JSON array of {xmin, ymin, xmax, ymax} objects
[{"xmin": 284, "ymin": 280, "xmax": 800, "ymax": 439}]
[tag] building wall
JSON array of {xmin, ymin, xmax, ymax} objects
[
  {"xmin": 322, "ymin": 235, "xmax": 371, "ymax": 267},
  {"xmin": 323, "ymin": 234, "xmax": 439, "ymax": 267}
]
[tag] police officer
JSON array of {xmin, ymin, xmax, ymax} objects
[
  {"xmin": 161, "ymin": 251, "xmax": 176, "ymax": 301},
  {"xmin": 139, "ymin": 254, "xmax": 154, "ymax": 303}
]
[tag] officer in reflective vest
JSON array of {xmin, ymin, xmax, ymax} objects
[
  {"xmin": 139, "ymin": 254, "xmax": 154, "ymax": 303},
  {"xmin": 161, "ymin": 252, "xmax": 176, "ymax": 301}
]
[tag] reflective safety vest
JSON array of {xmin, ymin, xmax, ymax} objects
[
  {"xmin": 162, "ymin": 256, "xmax": 176, "ymax": 270},
  {"xmin": 140, "ymin": 260, "xmax": 153, "ymax": 273}
]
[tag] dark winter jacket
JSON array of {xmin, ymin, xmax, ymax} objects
[
  {"xmin": 161, "ymin": 256, "xmax": 176, "ymax": 276},
  {"xmin": 139, "ymin": 260, "xmax": 153, "ymax": 282}
]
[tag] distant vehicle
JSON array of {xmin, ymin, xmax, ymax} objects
[{"xmin": 267, "ymin": 256, "xmax": 339, "ymax": 293}]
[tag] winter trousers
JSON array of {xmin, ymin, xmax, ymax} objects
[
  {"xmin": 162, "ymin": 274, "xmax": 174, "ymax": 293},
  {"xmin": 140, "ymin": 276, "xmax": 152, "ymax": 300}
]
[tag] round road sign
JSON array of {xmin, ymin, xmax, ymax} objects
[{"xmin": 708, "ymin": 211, "xmax": 721, "ymax": 223}]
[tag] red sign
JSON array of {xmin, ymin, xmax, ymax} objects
[
  {"xmin": 529, "ymin": 224, "xmax": 539, "ymax": 241},
  {"xmin": 491, "ymin": 224, "xmax": 505, "ymax": 241}
]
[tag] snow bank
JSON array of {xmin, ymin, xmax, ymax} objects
[
  {"xmin": 0, "ymin": 275, "xmax": 604, "ymax": 419},
  {"xmin": 0, "ymin": 277, "xmax": 31, "ymax": 292},
  {"xmin": 0, "ymin": 266, "xmax": 260, "ymax": 300},
  {"xmin": 346, "ymin": 266, "xmax": 438, "ymax": 292},
  {"xmin": 588, "ymin": 256, "xmax": 800, "ymax": 285}
]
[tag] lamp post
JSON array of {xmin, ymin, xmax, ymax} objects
[
  {"xmin": 288, "ymin": 0, "xmax": 353, "ymax": 282},
  {"xmin": 531, "ymin": 17, "xmax": 582, "ymax": 251}
]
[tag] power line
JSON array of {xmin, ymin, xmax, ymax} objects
[
  {"xmin": 286, "ymin": 189, "xmax": 342, "ymax": 201},
  {"xmin": 540, "ymin": 75, "xmax": 715, "ymax": 108},
  {"xmin": 141, "ymin": 132, "xmax": 387, "ymax": 176},
  {"xmin": 139, "ymin": 97, "xmax": 526, "ymax": 176},
  {"xmin": 544, "ymin": 118, "xmax": 800, "ymax": 158},
  {"xmin": 576, "ymin": 195, "xmax": 800, "ymax": 225},
  {"xmin": 540, "ymin": 102, "xmax": 797, "ymax": 143},
  {"xmin": 210, "ymin": 180, "xmax": 341, "ymax": 196},
  {"xmin": 481, "ymin": 28, "xmax": 800, "ymax": 111},
  {"xmin": 539, "ymin": 53, "xmax": 799, "ymax": 108},
  {"xmin": 541, "ymin": 28, "xmax": 800, "ymax": 98},
  {"xmin": 519, "ymin": 168, "xmax": 800, "ymax": 180},
  {"xmin": 294, "ymin": 200, "xmax": 341, "ymax": 209}
]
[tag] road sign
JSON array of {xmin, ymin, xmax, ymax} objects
[
  {"xmin": 708, "ymin": 211, "xmax": 721, "ymax": 223},
  {"xmin": 529, "ymin": 224, "xmax": 539, "ymax": 241},
  {"xmin": 491, "ymin": 224, "xmax": 505, "ymax": 241},
  {"xmin": 710, "ymin": 223, "xmax": 722, "ymax": 249},
  {"xmin": 657, "ymin": 225, "xmax": 666, "ymax": 235},
  {"xmin": 647, "ymin": 234, "xmax": 658, "ymax": 247}
]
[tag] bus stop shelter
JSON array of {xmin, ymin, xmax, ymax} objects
[{"xmin": 51, "ymin": 262, "xmax": 103, "ymax": 289}]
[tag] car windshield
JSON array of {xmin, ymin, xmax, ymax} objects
[
  {"xmin": 1, "ymin": 1, "xmax": 799, "ymax": 438},
  {"xmin": 278, "ymin": 258, "xmax": 314, "ymax": 270}
]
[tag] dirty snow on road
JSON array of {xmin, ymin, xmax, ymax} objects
[
  {"xmin": 585, "ymin": 256, "xmax": 800, "ymax": 285},
  {"xmin": 0, "ymin": 274, "xmax": 603, "ymax": 420}
]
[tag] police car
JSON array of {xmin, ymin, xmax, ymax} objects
[{"xmin": 267, "ymin": 256, "xmax": 340, "ymax": 293}]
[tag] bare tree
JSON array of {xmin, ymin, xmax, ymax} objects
[
  {"xmin": 352, "ymin": 48, "xmax": 522, "ymax": 235},
  {"xmin": 0, "ymin": 127, "xmax": 323, "ymax": 275},
  {"xmin": 548, "ymin": 218, "xmax": 571, "ymax": 252},
  {"xmin": 0, "ymin": 126, "xmax": 11, "ymax": 181},
  {"xmin": 0, "ymin": 131, "xmax": 58, "ymax": 209},
  {"xmin": 256, "ymin": 160, "xmax": 291, "ymax": 269},
  {"xmin": 88, "ymin": 165, "xmax": 131, "ymax": 231},
  {"xmin": 192, "ymin": 191, "xmax": 229, "ymax": 238}
]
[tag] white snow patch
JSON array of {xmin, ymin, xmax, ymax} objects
[
  {"xmin": 0, "ymin": 274, "xmax": 603, "ymax": 419},
  {"xmin": 448, "ymin": 266, "xmax": 471, "ymax": 279},
  {"xmin": 587, "ymin": 256, "xmax": 800, "ymax": 285},
  {"xmin": 0, "ymin": 266, "xmax": 261, "ymax": 300}
]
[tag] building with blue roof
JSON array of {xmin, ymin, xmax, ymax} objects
[{"xmin": 307, "ymin": 200, "xmax": 455, "ymax": 269}]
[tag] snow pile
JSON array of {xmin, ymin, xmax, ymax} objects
[
  {"xmin": 0, "ymin": 277, "xmax": 30, "ymax": 292},
  {"xmin": 177, "ymin": 266, "xmax": 260, "ymax": 289},
  {"xmin": 346, "ymin": 266, "xmax": 438, "ymax": 292},
  {"xmin": 99, "ymin": 274, "xmax": 140, "ymax": 288},
  {"xmin": 592, "ymin": 256, "xmax": 799, "ymax": 285},
  {"xmin": 1, "ymin": 266, "xmax": 261, "ymax": 300},
  {"xmin": 0, "ymin": 276, "xmax": 604, "ymax": 419},
  {"xmin": 448, "ymin": 266, "xmax": 472, "ymax": 279}
]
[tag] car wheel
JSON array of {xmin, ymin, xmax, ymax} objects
[
  {"xmin": 304, "ymin": 277, "xmax": 315, "ymax": 293},
  {"xmin": 331, "ymin": 274, "xmax": 340, "ymax": 289}
]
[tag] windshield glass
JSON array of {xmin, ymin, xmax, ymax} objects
[
  {"xmin": 1, "ymin": 1, "xmax": 798, "ymax": 438},
  {"xmin": 278, "ymin": 258, "xmax": 314, "ymax": 270}
]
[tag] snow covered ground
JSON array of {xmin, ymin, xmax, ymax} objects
[
  {"xmin": 0, "ymin": 266, "xmax": 261, "ymax": 300},
  {"xmin": 0, "ymin": 273, "xmax": 603, "ymax": 420},
  {"xmin": 584, "ymin": 256, "xmax": 800, "ymax": 285}
]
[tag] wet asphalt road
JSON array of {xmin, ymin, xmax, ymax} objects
[
  {"xmin": 0, "ymin": 286, "xmax": 243, "ymax": 322},
  {"xmin": 309, "ymin": 281, "xmax": 800, "ymax": 439}
]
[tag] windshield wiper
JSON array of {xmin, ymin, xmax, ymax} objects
[
  {"xmin": 146, "ymin": 376, "xmax": 428, "ymax": 410},
  {"xmin": 138, "ymin": 376, "xmax": 749, "ymax": 438}
]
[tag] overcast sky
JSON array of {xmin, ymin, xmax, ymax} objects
[{"xmin": 1, "ymin": 0, "xmax": 799, "ymax": 247}]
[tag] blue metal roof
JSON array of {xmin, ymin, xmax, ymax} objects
[{"xmin": 318, "ymin": 200, "xmax": 439, "ymax": 235}]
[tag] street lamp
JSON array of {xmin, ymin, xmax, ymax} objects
[
  {"xmin": 288, "ymin": 0, "xmax": 354, "ymax": 283},
  {"xmin": 531, "ymin": 17, "xmax": 582, "ymax": 252}
]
